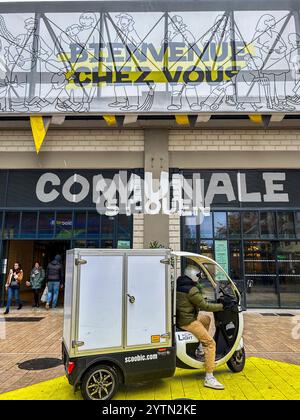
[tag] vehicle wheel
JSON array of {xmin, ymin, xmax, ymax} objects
[
  {"xmin": 81, "ymin": 364, "xmax": 119, "ymax": 400},
  {"xmin": 227, "ymin": 347, "xmax": 246, "ymax": 373}
]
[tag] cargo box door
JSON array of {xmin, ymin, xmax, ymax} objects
[
  {"xmin": 76, "ymin": 254, "xmax": 124, "ymax": 353},
  {"xmin": 63, "ymin": 250, "xmax": 75, "ymax": 353},
  {"xmin": 126, "ymin": 255, "xmax": 170, "ymax": 348}
]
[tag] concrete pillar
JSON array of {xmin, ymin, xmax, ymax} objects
[{"xmin": 143, "ymin": 128, "xmax": 170, "ymax": 248}]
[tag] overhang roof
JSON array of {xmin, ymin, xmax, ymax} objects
[{"xmin": 0, "ymin": 0, "xmax": 300, "ymax": 13}]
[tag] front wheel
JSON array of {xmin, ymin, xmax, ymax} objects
[
  {"xmin": 227, "ymin": 348, "xmax": 246, "ymax": 373},
  {"xmin": 81, "ymin": 364, "xmax": 119, "ymax": 400}
]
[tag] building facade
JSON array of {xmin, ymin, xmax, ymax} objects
[
  {"xmin": 0, "ymin": 0, "xmax": 300, "ymax": 309},
  {"xmin": 0, "ymin": 124, "xmax": 300, "ymax": 309}
]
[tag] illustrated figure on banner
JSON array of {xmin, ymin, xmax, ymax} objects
[
  {"xmin": 167, "ymin": 14, "xmax": 202, "ymax": 111},
  {"xmin": 235, "ymin": 53, "xmax": 272, "ymax": 111},
  {"xmin": 40, "ymin": 15, "xmax": 101, "ymax": 113},
  {"xmin": 58, "ymin": 13, "xmax": 100, "ymax": 112},
  {"xmin": 109, "ymin": 13, "xmax": 142, "ymax": 110},
  {"xmin": 253, "ymin": 14, "xmax": 295, "ymax": 111},
  {"xmin": 0, "ymin": 15, "xmax": 53, "ymax": 112},
  {"xmin": 109, "ymin": 12, "xmax": 155, "ymax": 111},
  {"xmin": 201, "ymin": 14, "xmax": 237, "ymax": 110},
  {"xmin": 287, "ymin": 33, "xmax": 300, "ymax": 105}
]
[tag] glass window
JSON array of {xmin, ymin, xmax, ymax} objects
[
  {"xmin": 101, "ymin": 239, "xmax": 114, "ymax": 248},
  {"xmin": 200, "ymin": 214, "xmax": 213, "ymax": 238},
  {"xmin": 277, "ymin": 212, "xmax": 295, "ymax": 239},
  {"xmin": 87, "ymin": 212, "xmax": 100, "ymax": 239},
  {"xmin": 73, "ymin": 240, "xmax": 86, "ymax": 248},
  {"xmin": 243, "ymin": 212, "xmax": 259, "ymax": 238},
  {"xmin": 184, "ymin": 216, "xmax": 197, "ymax": 240},
  {"xmin": 244, "ymin": 240, "xmax": 278, "ymax": 307},
  {"xmin": 38, "ymin": 212, "xmax": 55, "ymax": 238},
  {"xmin": 55, "ymin": 212, "xmax": 72, "ymax": 239},
  {"xmin": 277, "ymin": 241, "xmax": 300, "ymax": 308},
  {"xmin": 229, "ymin": 241, "xmax": 242, "ymax": 280},
  {"xmin": 0, "ymin": 212, "xmax": 3, "ymax": 236},
  {"xmin": 73, "ymin": 240, "xmax": 99, "ymax": 249},
  {"xmin": 86, "ymin": 240, "xmax": 100, "ymax": 248},
  {"xmin": 118, "ymin": 215, "xmax": 132, "ymax": 240},
  {"xmin": 214, "ymin": 212, "xmax": 227, "ymax": 238},
  {"xmin": 228, "ymin": 212, "xmax": 241, "ymax": 238},
  {"xmin": 73, "ymin": 212, "xmax": 86, "ymax": 238},
  {"xmin": 101, "ymin": 216, "xmax": 115, "ymax": 239},
  {"xmin": 20, "ymin": 212, "xmax": 37, "ymax": 238},
  {"xmin": 183, "ymin": 238, "xmax": 197, "ymax": 253},
  {"xmin": 295, "ymin": 212, "xmax": 300, "ymax": 238},
  {"xmin": 4, "ymin": 212, "xmax": 20, "ymax": 239},
  {"xmin": 260, "ymin": 212, "xmax": 276, "ymax": 239},
  {"xmin": 200, "ymin": 240, "xmax": 214, "ymax": 259},
  {"xmin": 244, "ymin": 241, "xmax": 276, "ymax": 275}
]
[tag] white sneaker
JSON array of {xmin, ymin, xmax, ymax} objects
[{"xmin": 204, "ymin": 376, "xmax": 225, "ymax": 390}]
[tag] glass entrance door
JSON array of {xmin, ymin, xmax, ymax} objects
[
  {"xmin": 244, "ymin": 241, "xmax": 279, "ymax": 308},
  {"xmin": 277, "ymin": 241, "xmax": 300, "ymax": 308}
]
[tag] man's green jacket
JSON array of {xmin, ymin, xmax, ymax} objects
[{"xmin": 176, "ymin": 275, "xmax": 223, "ymax": 327}]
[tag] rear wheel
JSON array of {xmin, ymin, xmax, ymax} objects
[
  {"xmin": 227, "ymin": 348, "xmax": 246, "ymax": 373},
  {"xmin": 81, "ymin": 364, "xmax": 119, "ymax": 400}
]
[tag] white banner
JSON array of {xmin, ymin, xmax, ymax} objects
[{"xmin": 0, "ymin": 8, "xmax": 300, "ymax": 113}]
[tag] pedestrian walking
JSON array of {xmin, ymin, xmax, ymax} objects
[
  {"xmin": 45, "ymin": 255, "xmax": 64, "ymax": 309},
  {"xmin": 26, "ymin": 262, "xmax": 45, "ymax": 308},
  {"xmin": 3, "ymin": 262, "xmax": 23, "ymax": 315}
]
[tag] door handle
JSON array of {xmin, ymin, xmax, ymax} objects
[
  {"xmin": 161, "ymin": 333, "xmax": 171, "ymax": 339},
  {"xmin": 127, "ymin": 294, "xmax": 135, "ymax": 304}
]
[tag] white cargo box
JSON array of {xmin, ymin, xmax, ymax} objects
[{"xmin": 63, "ymin": 249, "xmax": 172, "ymax": 357}]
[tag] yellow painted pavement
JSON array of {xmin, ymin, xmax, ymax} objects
[{"xmin": 0, "ymin": 357, "xmax": 299, "ymax": 400}]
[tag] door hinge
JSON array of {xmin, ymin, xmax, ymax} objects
[
  {"xmin": 72, "ymin": 340, "xmax": 85, "ymax": 348},
  {"xmin": 160, "ymin": 333, "xmax": 171, "ymax": 339},
  {"xmin": 75, "ymin": 258, "xmax": 87, "ymax": 266}
]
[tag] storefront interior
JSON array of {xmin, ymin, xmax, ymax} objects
[
  {"xmin": 0, "ymin": 211, "xmax": 133, "ymax": 307},
  {"xmin": 182, "ymin": 210, "xmax": 300, "ymax": 309}
]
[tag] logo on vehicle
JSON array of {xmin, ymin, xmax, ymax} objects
[{"xmin": 177, "ymin": 332, "xmax": 194, "ymax": 341}]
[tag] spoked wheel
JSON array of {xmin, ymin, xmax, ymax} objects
[
  {"xmin": 227, "ymin": 347, "xmax": 246, "ymax": 373},
  {"xmin": 81, "ymin": 364, "xmax": 119, "ymax": 400}
]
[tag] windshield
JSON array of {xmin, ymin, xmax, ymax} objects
[
  {"xmin": 202, "ymin": 263, "xmax": 238, "ymax": 300},
  {"xmin": 203, "ymin": 263, "xmax": 230, "ymax": 283}
]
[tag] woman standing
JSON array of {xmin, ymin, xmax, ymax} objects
[
  {"xmin": 4, "ymin": 262, "xmax": 23, "ymax": 315},
  {"xmin": 26, "ymin": 262, "xmax": 45, "ymax": 308}
]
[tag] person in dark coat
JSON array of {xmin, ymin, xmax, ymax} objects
[{"xmin": 45, "ymin": 255, "xmax": 63, "ymax": 309}]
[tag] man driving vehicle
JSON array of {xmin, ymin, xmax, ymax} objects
[{"xmin": 176, "ymin": 264, "xmax": 225, "ymax": 390}]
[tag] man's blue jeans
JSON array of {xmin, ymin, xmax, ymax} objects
[
  {"xmin": 47, "ymin": 281, "xmax": 60, "ymax": 308},
  {"xmin": 6, "ymin": 287, "xmax": 20, "ymax": 310}
]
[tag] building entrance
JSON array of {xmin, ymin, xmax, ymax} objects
[{"xmin": 2, "ymin": 240, "xmax": 70, "ymax": 307}]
